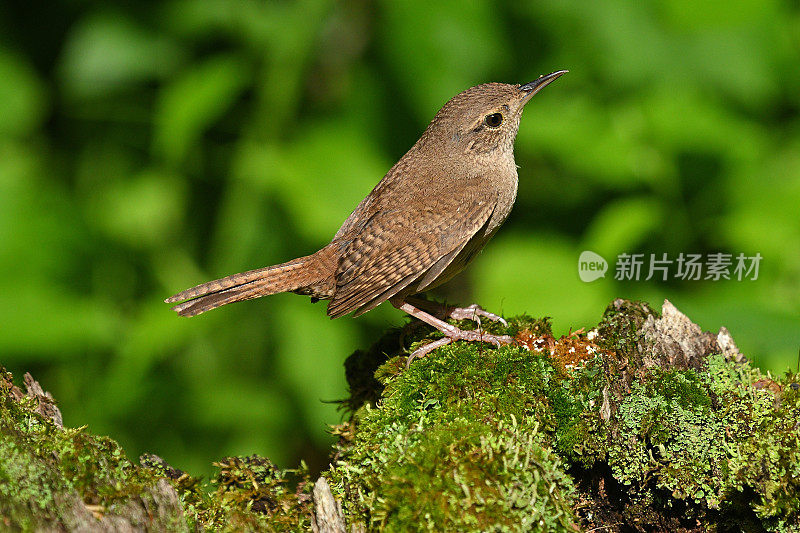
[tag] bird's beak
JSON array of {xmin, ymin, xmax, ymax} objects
[{"xmin": 519, "ymin": 70, "xmax": 568, "ymax": 104}]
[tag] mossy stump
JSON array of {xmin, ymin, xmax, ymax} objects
[{"xmin": 1, "ymin": 299, "xmax": 798, "ymax": 532}]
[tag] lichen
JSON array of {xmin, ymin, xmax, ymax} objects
[
  {"xmin": 0, "ymin": 369, "xmax": 312, "ymax": 532},
  {"xmin": 600, "ymin": 352, "xmax": 799, "ymax": 530},
  {"xmin": 2, "ymin": 299, "xmax": 799, "ymax": 531},
  {"xmin": 0, "ymin": 370, "xmax": 173, "ymax": 531},
  {"xmin": 329, "ymin": 300, "xmax": 800, "ymax": 532}
]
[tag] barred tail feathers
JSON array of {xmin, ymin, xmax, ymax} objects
[{"xmin": 166, "ymin": 258, "xmax": 312, "ymax": 317}]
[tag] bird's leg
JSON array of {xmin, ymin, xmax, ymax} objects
[
  {"xmin": 403, "ymin": 297, "xmax": 508, "ymax": 327},
  {"xmin": 392, "ymin": 298, "xmax": 515, "ymax": 368}
]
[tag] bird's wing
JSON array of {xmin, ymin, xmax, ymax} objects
[{"xmin": 327, "ymin": 188, "xmax": 497, "ymax": 318}]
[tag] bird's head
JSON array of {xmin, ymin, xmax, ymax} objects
[{"xmin": 422, "ymin": 70, "xmax": 568, "ymax": 157}]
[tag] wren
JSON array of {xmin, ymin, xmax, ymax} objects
[{"xmin": 166, "ymin": 70, "xmax": 568, "ymax": 365}]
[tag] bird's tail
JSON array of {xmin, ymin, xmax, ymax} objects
[{"xmin": 165, "ymin": 254, "xmax": 320, "ymax": 317}]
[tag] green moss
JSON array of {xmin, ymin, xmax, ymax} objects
[
  {"xmin": 0, "ymin": 369, "xmax": 311, "ymax": 532},
  {"xmin": 4, "ymin": 300, "xmax": 800, "ymax": 531},
  {"xmin": 0, "ymin": 438, "xmax": 74, "ymax": 531},
  {"xmin": 333, "ymin": 302, "xmax": 800, "ymax": 531},
  {"xmin": 502, "ymin": 314, "xmax": 553, "ymax": 338},
  {"xmin": 0, "ymin": 375, "xmax": 164, "ymax": 529},
  {"xmin": 154, "ymin": 456, "xmax": 313, "ymax": 532},
  {"xmin": 543, "ymin": 358, "xmax": 608, "ymax": 466},
  {"xmin": 330, "ymin": 342, "xmax": 580, "ymax": 531},
  {"xmin": 594, "ymin": 299, "xmax": 656, "ymax": 362}
]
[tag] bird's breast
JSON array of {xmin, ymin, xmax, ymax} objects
[{"xmin": 483, "ymin": 160, "xmax": 518, "ymax": 235}]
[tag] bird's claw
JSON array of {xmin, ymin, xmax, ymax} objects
[
  {"xmin": 405, "ymin": 329, "xmax": 515, "ymax": 369},
  {"xmin": 448, "ymin": 304, "xmax": 508, "ymax": 327}
]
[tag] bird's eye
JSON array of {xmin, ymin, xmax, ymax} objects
[{"xmin": 484, "ymin": 112, "xmax": 503, "ymax": 128}]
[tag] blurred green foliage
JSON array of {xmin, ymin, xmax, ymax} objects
[{"xmin": 0, "ymin": 1, "xmax": 798, "ymax": 476}]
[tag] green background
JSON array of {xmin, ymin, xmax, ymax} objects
[{"xmin": 1, "ymin": 1, "xmax": 798, "ymax": 476}]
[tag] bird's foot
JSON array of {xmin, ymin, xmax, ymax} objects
[
  {"xmin": 392, "ymin": 298, "xmax": 515, "ymax": 368},
  {"xmin": 447, "ymin": 303, "xmax": 508, "ymax": 327},
  {"xmin": 403, "ymin": 297, "xmax": 508, "ymax": 327},
  {"xmin": 405, "ymin": 326, "xmax": 515, "ymax": 368}
]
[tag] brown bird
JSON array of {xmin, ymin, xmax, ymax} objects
[{"xmin": 166, "ymin": 70, "xmax": 567, "ymax": 365}]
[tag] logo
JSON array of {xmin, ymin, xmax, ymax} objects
[{"xmin": 578, "ymin": 250, "xmax": 608, "ymax": 282}]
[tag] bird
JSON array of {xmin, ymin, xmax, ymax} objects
[{"xmin": 166, "ymin": 70, "xmax": 568, "ymax": 365}]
